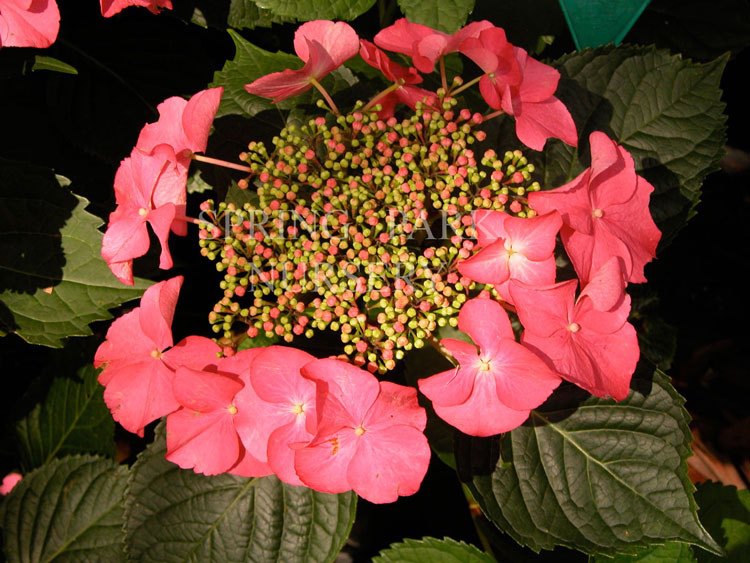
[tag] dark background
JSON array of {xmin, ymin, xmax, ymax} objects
[{"xmin": 0, "ymin": 1, "xmax": 748, "ymax": 559}]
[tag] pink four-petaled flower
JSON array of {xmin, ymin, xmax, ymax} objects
[
  {"xmin": 245, "ymin": 20, "xmax": 359, "ymax": 103},
  {"xmin": 374, "ymin": 18, "xmax": 493, "ymax": 74},
  {"xmin": 166, "ymin": 349, "xmax": 272, "ymax": 477},
  {"xmin": 95, "ymin": 276, "xmax": 183, "ymax": 436},
  {"xmin": 529, "ymin": 131, "xmax": 661, "ymax": 283},
  {"xmin": 135, "ymin": 87, "xmax": 223, "ymax": 236},
  {"xmin": 296, "ymin": 358, "xmax": 430, "ymax": 504},
  {"xmin": 233, "ymin": 347, "xmax": 318, "ymax": 486},
  {"xmin": 359, "ymin": 40, "xmax": 436, "ymax": 117},
  {"xmin": 101, "ymin": 151, "xmax": 181, "ymax": 285},
  {"xmin": 457, "ymin": 209, "xmax": 561, "ymax": 303},
  {"xmin": 510, "ymin": 257, "xmax": 639, "ymax": 401},
  {"xmin": 102, "ymin": 88, "xmax": 222, "ymax": 284},
  {"xmin": 419, "ymin": 298, "xmax": 561, "ymax": 437}
]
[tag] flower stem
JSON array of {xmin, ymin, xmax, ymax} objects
[
  {"xmin": 363, "ymin": 82, "xmax": 401, "ymax": 112},
  {"xmin": 192, "ymin": 154, "xmax": 252, "ymax": 173},
  {"xmin": 174, "ymin": 214, "xmax": 201, "ymax": 226},
  {"xmin": 498, "ymin": 299, "xmax": 516, "ymax": 315},
  {"xmin": 450, "ymin": 75, "xmax": 483, "ymax": 97},
  {"xmin": 439, "ymin": 57, "xmax": 448, "ymax": 92},
  {"xmin": 427, "ymin": 335, "xmax": 457, "ymax": 366},
  {"xmin": 484, "ymin": 109, "xmax": 504, "ymax": 121},
  {"xmin": 310, "ymin": 78, "xmax": 340, "ymax": 115}
]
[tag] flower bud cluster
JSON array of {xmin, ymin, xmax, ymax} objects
[{"xmin": 199, "ymin": 98, "xmax": 540, "ymax": 372}]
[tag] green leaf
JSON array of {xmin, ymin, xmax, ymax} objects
[
  {"xmin": 227, "ymin": 0, "xmax": 295, "ymax": 29},
  {"xmin": 458, "ymin": 367, "xmax": 721, "ymax": 556},
  {"xmin": 631, "ymin": 289, "xmax": 677, "ymax": 370},
  {"xmin": 252, "ymin": 0, "xmax": 376, "ymax": 20},
  {"xmin": 397, "ymin": 0, "xmax": 476, "ymax": 33},
  {"xmin": 15, "ymin": 364, "xmax": 114, "ymax": 471},
  {"xmin": 694, "ymin": 482, "xmax": 750, "ymax": 562},
  {"xmin": 373, "ymin": 536, "xmax": 494, "ymax": 562},
  {"xmin": 594, "ymin": 542, "xmax": 696, "ymax": 562},
  {"xmin": 1, "ymin": 455, "xmax": 128, "ymax": 562},
  {"xmin": 534, "ymin": 46, "xmax": 727, "ymax": 246},
  {"xmin": 124, "ymin": 424, "xmax": 357, "ymax": 562},
  {"xmin": 187, "ymin": 169, "xmax": 214, "ymax": 194},
  {"xmin": 31, "ymin": 55, "xmax": 78, "ymax": 75},
  {"xmin": 237, "ymin": 331, "xmax": 280, "ymax": 349},
  {"xmin": 0, "ymin": 161, "xmax": 149, "ymax": 347},
  {"xmin": 211, "ymin": 30, "xmax": 357, "ymax": 121},
  {"xmin": 225, "ymin": 181, "xmax": 260, "ymax": 207}
]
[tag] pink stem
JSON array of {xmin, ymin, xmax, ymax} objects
[{"xmin": 192, "ymin": 154, "xmax": 252, "ymax": 173}]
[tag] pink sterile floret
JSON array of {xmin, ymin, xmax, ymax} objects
[
  {"xmin": 136, "ymin": 88, "xmax": 223, "ymax": 163},
  {"xmin": 295, "ymin": 358, "xmax": 430, "ymax": 504},
  {"xmin": 135, "ymin": 87, "xmax": 223, "ymax": 236},
  {"xmin": 0, "ymin": 0, "xmax": 59, "ymax": 48},
  {"xmin": 529, "ymin": 131, "xmax": 661, "ymax": 283},
  {"xmin": 101, "ymin": 150, "xmax": 184, "ymax": 285},
  {"xmin": 233, "ymin": 346, "xmax": 318, "ymax": 486},
  {"xmin": 0, "ymin": 472, "xmax": 22, "ymax": 495},
  {"xmin": 245, "ymin": 20, "xmax": 359, "ymax": 103},
  {"xmin": 509, "ymin": 257, "xmax": 639, "ymax": 401},
  {"xmin": 166, "ymin": 348, "xmax": 272, "ymax": 477},
  {"xmin": 95, "ymin": 276, "xmax": 184, "ymax": 436},
  {"xmin": 457, "ymin": 209, "xmax": 561, "ymax": 303},
  {"xmin": 100, "ymin": 0, "xmax": 172, "ymax": 18},
  {"xmin": 419, "ymin": 298, "xmax": 561, "ymax": 437},
  {"xmin": 502, "ymin": 47, "xmax": 578, "ymax": 151},
  {"xmin": 374, "ymin": 17, "xmax": 493, "ymax": 74},
  {"xmin": 460, "ymin": 27, "xmax": 576, "ymax": 150},
  {"xmin": 359, "ymin": 40, "xmax": 436, "ymax": 118},
  {"xmin": 459, "ymin": 27, "xmax": 520, "ymax": 107}
]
